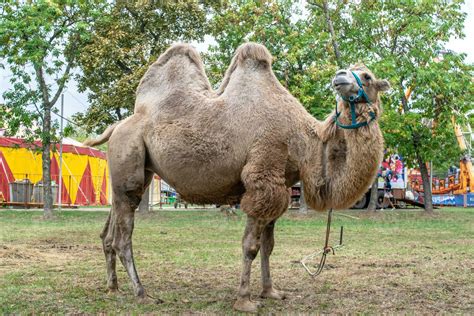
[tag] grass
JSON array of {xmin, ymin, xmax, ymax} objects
[{"xmin": 0, "ymin": 207, "xmax": 473, "ymax": 314}]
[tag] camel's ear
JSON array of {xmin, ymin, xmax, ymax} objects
[{"xmin": 375, "ymin": 79, "xmax": 391, "ymax": 92}]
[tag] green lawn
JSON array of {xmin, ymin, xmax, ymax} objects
[{"xmin": 1, "ymin": 208, "xmax": 473, "ymax": 314}]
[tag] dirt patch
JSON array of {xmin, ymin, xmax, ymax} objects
[
  {"xmin": 33, "ymin": 238, "xmax": 101, "ymax": 252},
  {"xmin": 360, "ymin": 261, "xmax": 417, "ymax": 268},
  {"xmin": 0, "ymin": 239, "xmax": 100, "ymax": 276}
]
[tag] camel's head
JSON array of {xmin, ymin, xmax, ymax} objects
[{"xmin": 332, "ymin": 65, "xmax": 390, "ymax": 106}]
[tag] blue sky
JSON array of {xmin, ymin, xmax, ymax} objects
[{"xmin": 1, "ymin": 2, "xmax": 473, "ymax": 122}]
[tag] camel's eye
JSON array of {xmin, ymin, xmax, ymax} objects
[{"xmin": 364, "ymin": 74, "xmax": 372, "ymax": 80}]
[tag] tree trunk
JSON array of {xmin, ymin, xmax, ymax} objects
[
  {"xmin": 299, "ymin": 182, "xmax": 308, "ymax": 214},
  {"xmin": 322, "ymin": 0, "xmax": 343, "ymax": 68},
  {"xmin": 42, "ymin": 104, "xmax": 54, "ymax": 219},
  {"xmin": 367, "ymin": 178, "xmax": 378, "ymax": 211},
  {"xmin": 138, "ymin": 186, "xmax": 150, "ymax": 213},
  {"xmin": 417, "ymin": 154, "xmax": 434, "ymax": 212},
  {"xmin": 34, "ymin": 62, "xmax": 71, "ymax": 219}
]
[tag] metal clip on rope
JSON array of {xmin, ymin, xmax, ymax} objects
[{"xmin": 301, "ymin": 209, "xmax": 344, "ymax": 276}]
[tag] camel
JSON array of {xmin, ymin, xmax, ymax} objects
[{"xmin": 84, "ymin": 42, "xmax": 389, "ymax": 312}]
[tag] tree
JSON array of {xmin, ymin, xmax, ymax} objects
[
  {"xmin": 299, "ymin": 183, "xmax": 308, "ymax": 214},
  {"xmin": 0, "ymin": 1, "xmax": 101, "ymax": 218},
  {"xmin": 75, "ymin": 1, "xmax": 219, "ymax": 133},
  {"xmin": 366, "ymin": 179, "xmax": 379, "ymax": 212}
]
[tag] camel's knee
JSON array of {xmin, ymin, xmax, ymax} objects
[
  {"xmin": 243, "ymin": 236, "xmax": 261, "ymax": 260},
  {"xmin": 102, "ymin": 234, "xmax": 114, "ymax": 255},
  {"xmin": 244, "ymin": 245, "xmax": 259, "ymax": 260}
]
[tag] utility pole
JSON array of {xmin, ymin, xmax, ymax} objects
[
  {"xmin": 150, "ymin": 176, "xmax": 154, "ymax": 211},
  {"xmin": 299, "ymin": 183, "xmax": 308, "ymax": 214},
  {"xmin": 430, "ymin": 161, "xmax": 433, "ymax": 193},
  {"xmin": 58, "ymin": 93, "xmax": 64, "ymax": 210}
]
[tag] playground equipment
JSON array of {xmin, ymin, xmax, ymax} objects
[{"xmin": 452, "ymin": 118, "xmax": 473, "ymax": 194}]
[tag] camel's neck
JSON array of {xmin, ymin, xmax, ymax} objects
[{"xmin": 301, "ymin": 108, "xmax": 384, "ymax": 211}]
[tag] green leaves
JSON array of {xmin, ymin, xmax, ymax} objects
[
  {"xmin": 74, "ymin": 1, "xmax": 217, "ymax": 133},
  {"xmin": 0, "ymin": 1, "xmax": 104, "ymax": 137}
]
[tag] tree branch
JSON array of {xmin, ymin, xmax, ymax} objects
[
  {"xmin": 399, "ymin": 78, "xmax": 409, "ymax": 112},
  {"xmin": 115, "ymin": 107, "xmax": 122, "ymax": 120},
  {"xmin": 48, "ymin": 18, "xmax": 76, "ymax": 46},
  {"xmin": 308, "ymin": 0, "xmax": 323, "ymax": 9},
  {"xmin": 322, "ymin": 0, "xmax": 343, "ymax": 68},
  {"xmin": 115, "ymin": 59, "xmax": 133, "ymax": 74},
  {"xmin": 124, "ymin": 5, "xmax": 148, "ymax": 34},
  {"xmin": 50, "ymin": 61, "xmax": 73, "ymax": 106},
  {"xmin": 34, "ymin": 64, "xmax": 50, "ymax": 107}
]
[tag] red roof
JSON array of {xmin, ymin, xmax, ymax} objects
[{"xmin": 0, "ymin": 137, "xmax": 106, "ymax": 159}]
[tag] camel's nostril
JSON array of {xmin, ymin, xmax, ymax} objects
[{"xmin": 336, "ymin": 70, "xmax": 348, "ymax": 76}]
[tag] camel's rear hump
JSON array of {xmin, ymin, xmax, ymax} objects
[
  {"xmin": 217, "ymin": 43, "xmax": 275, "ymax": 95},
  {"xmin": 232, "ymin": 42, "xmax": 273, "ymax": 67}
]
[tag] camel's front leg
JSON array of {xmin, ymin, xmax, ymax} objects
[
  {"xmin": 234, "ymin": 216, "xmax": 268, "ymax": 312},
  {"xmin": 260, "ymin": 220, "xmax": 286, "ymax": 300}
]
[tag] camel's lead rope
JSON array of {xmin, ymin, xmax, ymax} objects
[{"xmin": 300, "ymin": 209, "xmax": 344, "ymax": 277}]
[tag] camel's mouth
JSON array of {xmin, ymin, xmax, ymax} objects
[{"xmin": 332, "ymin": 77, "xmax": 351, "ymax": 89}]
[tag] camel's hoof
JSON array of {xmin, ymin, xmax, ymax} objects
[
  {"xmin": 233, "ymin": 298, "xmax": 261, "ymax": 313},
  {"xmin": 135, "ymin": 287, "xmax": 149, "ymax": 304},
  {"xmin": 260, "ymin": 288, "xmax": 287, "ymax": 300}
]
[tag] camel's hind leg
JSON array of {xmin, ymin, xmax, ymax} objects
[
  {"xmin": 100, "ymin": 212, "xmax": 118, "ymax": 292},
  {"xmin": 111, "ymin": 193, "xmax": 145, "ymax": 297},
  {"xmin": 101, "ymin": 171, "xmax": 153, "ymax": 296},
  {"xmin": 100, "ymin": 116, "xmax": 151, "ymax": 298}
]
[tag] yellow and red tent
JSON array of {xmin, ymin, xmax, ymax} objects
[{"xmin": 0, "ymin": 137, "xmax": 109, "ymax": 205}]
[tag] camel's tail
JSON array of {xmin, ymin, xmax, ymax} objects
[{"xmin": 83, "ymin": 121, "xmax": 121, "ymax": 147}]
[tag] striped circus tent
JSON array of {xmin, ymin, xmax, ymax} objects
[{"xmin": 0, "ymin": 137, "xmax": 109, "ymax": 205}]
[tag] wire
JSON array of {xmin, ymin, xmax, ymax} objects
[
  {"xmin": 51, "ymin": 111, "xmax": 80, "ymax": 127},
  {"xmin": 65, "ymin": 90, "xmax": 89, "ymax": 109}
]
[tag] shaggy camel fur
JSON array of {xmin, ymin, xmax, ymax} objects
[{"xmin": 84, "ymin": 43, "xmax": 389, "ymax": 312}]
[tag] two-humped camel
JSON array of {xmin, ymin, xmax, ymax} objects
[{"xmin": 85, "ymin": 42, "xmax": 390, "ymax": 312}]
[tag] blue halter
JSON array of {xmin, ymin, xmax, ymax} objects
[{"xmin": 334, "ymin": 71, "xmax": 376, "ymax": 129}]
